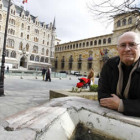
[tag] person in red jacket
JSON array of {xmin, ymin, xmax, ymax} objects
[{"xmin": 98, "ymin": 31, "xmax": 140, "ymax": 117}]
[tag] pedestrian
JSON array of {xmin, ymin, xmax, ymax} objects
[
  {"xmin": 98, "ymin": 31, "xmax": 140, "ymax": 117},
  {"xmin": 7, "ymin": 66, "xmax": 9, "ymax": 73},
  {"xmin": 42, "ymin": 67, "xmax": 46, "ymax": 81},
  {"xmin": 45, "ymin": 66, "xmax": 51, "ymax": 82},
  {"xmin": 87, "ymin": 68, "xmax": 94, "ymax": 85}
]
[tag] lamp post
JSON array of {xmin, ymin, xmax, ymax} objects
[{"xmin": 0, "ymin": 0, "xmax": 11, "ymax": 96}]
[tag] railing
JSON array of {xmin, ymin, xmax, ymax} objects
[{"xmin": 5, "ymin": 70, "xmax": 67, "ymax": 78}]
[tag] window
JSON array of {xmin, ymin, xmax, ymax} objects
[
  {"xmin": 94, "ymin": 40, "xmax": 97, "ymax": 45},
  {"xmin": 33, "ymin": 45, "xmax": 38, "ymax": 53},
  {"xmin": 5, "ymin": 50, "xmax": 9, "ymax": 57},
  {"xmin": 21, "ymin": 23, "xmax": 24, "ymax": 28},
  {"xmin": 30, "ymin": 55, "xmax": 34, "ymax": 61},
  {"xmin": 45, "ymin": 58, "xmax": 48, "ymax": 63},
  {"xmin": 0, "ymin": 14, "xmax": 2, "ymax": 20},
  {"xmin": 40, "ymin": 57, "xmax": 44, "ymax": 62},
  {"xmin": 47, "ymin": 42, "xmax": 49, "ymax": 45},
  {"xmin": 73, "ymin": 44, "xmax": 75, "ymax": 49},
  {"xmin": 70, "ymin": 45, "xmax": 72, "ymax": 49},
  {"xmin": 122, "ymin": 19, "xmax": 126, "ymax": 26},
  {"xmin": 79, "ymin": 43, "xmax": 81, "ymax": 48},
  {"xmin": 128, "ymin": 17, "xmax": 132, "ymax": 24},
  {"xmin": 27, "ymin": 35, "xmax": 29, "ymax": 40},
  {"xmin": 108, "ymin": 38, "xmax": 111, "ymax": 44},
  {"xmin": 98, "ymin": 39, "xmax": 101, "ymax": 45},
  {"xmin": 42, "ymin": 48, "xmax": 44, "ymax": 54},
  {"xmin": 19, "ymin": 42, "xmax": 23, "ymax": 50},
  {"xmin": 86, "ymin": 42, "xmax": 89, "ymax": 46},
  {"xmin": 83, "ymin": 42, "xmax": 85, "ymax": 47},
  {"xmin": 21, "ymin": 32, "xmax": 23, "ymax": 38},
  {"xmin": 48, "ymin": 34, "xmax": 50, "ymax": 38},
  {"xmin": 10, "ymin": 51, "xmax": 16, "ymax": 58},
  {"xmin": 46, "ymin": 49, "xmax": 49, "ymax": 56},
  {"xmin": 7, "ymin": 39, "xmax": 14, "ymax": 48},
  {"xmin": 28, "ymin": 18, "xmax": 30, "ymax": 22},
  {"xmin": 28, "ymin": 26, "xmax": 30, "ymax": 30},
  {"xmin": 44, "ymin": 32, "xmax": 45, "ymax": 36},
  {"xmin": 103, "ymin": 39, "xmax": 106, "ymax": 44},
  {"xmin": 117, "ymin": 20, "xmax": 121, "ymax": 27},
  {"xmin": 43, "ymin": 40, "xmax": 45, "ymax": 44},
  {"xmin": 26, "ymin": 44, "xmax": 29, "ymax": 51},
  {"xmin": 90, "ymin": 41, "xmax": 93, "ymax": 46},
  {"xmin": 35, "ymin": 56, "xmax": 39, "ymax": 62},
  {"xmin": 76, "ymin": 43, "xmax": 78, "ymax": 48},
  {"xmin": 0, "ymin": 4, "xmax": 2, "ymax": 9}
]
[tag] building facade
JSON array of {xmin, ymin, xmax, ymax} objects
[
  {"xmin": 0, "ymin": 0, "xmax": 56, "ymax": 71},
  {"xmin": 54, "ymin": 11, "xmax": 140, "ymax": 76}
]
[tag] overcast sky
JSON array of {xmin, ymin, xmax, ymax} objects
[{"xmin": 13, "ymin": 0, "xmax": 115, "ymax": 43}]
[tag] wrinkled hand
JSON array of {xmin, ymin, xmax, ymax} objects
[{"xmin": 100, "ymin": 94, "xmax": 120, "ymax": 110}]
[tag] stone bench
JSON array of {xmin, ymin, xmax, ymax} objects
[
  {"xmin": 1, "ymin": 97, "xmax": 140, "ymax": 140},
  {"xmin": 49, "ymin": 89, "xmax": 98, "ymax": 100}
]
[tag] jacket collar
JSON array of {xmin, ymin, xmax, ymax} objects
[{"xmin": 108, "ymin": 56, "xmax": 140, "ymax": 73}]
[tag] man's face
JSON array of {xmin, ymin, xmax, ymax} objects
[{"xmin": 117, "ymin": 33, "xmax": 140, "ymax": 66}]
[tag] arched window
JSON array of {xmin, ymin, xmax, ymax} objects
[
  {"xmin": 5, "ymin": 50, "xmax": 9, "ymax": 57},
  {"xmin": 83, "ymin": 42, "xmax": 85, "ymax": 47},
  {"xmin": 28, "ymin": 26, "xmax": 30, "ymax": 30},
  {"xmin": 10, "ymin": 51, "xmax": 16, "ymax": 58},
  {"xmin": 45, "ymin": 58, "xmax": 48, "ymax": 63},
  {"xmin": 21, "ymin": 23, "xmax": 24, "ymax": 28},
  {"xmin": 35, "ymin": 56, "xmax": 39, "ymax": 62},
  {"xmin": 103, "ymin": 39, "xmax": 106, "ymax": 44},
  {"xmin": 117, "ymin": 20, "xmax": 121, "ymax": 27},
  {"xmin": 7, "ymin": 39, "xmax": 14, "ymax": 48},
  {"xmin": 86, "ymin": 42, "xmax": 89, "ymax": 46},
  {"xmin": 67, "ymin": 45, "xmax": 69, "ymax": 49},
  {"xmin": 40, "ymin": 57, "xmax": 44, "ymax": 62},
  {"xmin": 30, "ymin": 55, "xmax": 34, "ymax": 61},
  {"xmin": 26, "ymin": 44, "xmax": 29, "ymax": 52},
  {"xmin": 90, "ymin": 41, "xmax": 93, "ymax": 46},
  {"xmin": 76, "ymin": 43, "xmax": 78, "ymax": 48},
  {"xmin": 47, "ymin": 42, "xmax": 49, "ymax": 45},
  {"xmin": 108, "ymin": 38, "xmax": 111, "ymax": 44},
  {"xmin": 43, "ymin": 40, "xmax": 45, "ymax": 44},
  {"xmin": 42, "ymin": 48, "xmax": 44, "ymax": 54},
  {"xmin": 33, "ymin": 45, "xmax": 38, "ymax": 53},
  {"xmin": 73, "ymin": 44, "xmax": 75, "ymax": 49},
  {"xmin": 48, "ymin": 34, "xmax": 50, "ymax": 38},
  {"xmin": 27, "ymin": 35, "xmax": 29, "ymax": 40},
  {"xmin": 0, "ymin": 14, "xmax": 2, "ymax": 20},
  {"xmin": 46, "ymin": 49, "xmax": 49, "ymax": 56},
  {"xmin": 13, "ymin": 11, "xmax": 15, "ymax": 15},
  {"xmin": 21, "ymin": 32, "xmax": 23, "ymax": 38},
  {"xmin": 98, "ymin": 39, "xmax": 101, "ymax": 45},
  {"xmin": 11, "ymin": 9, "xmax": 13, "ymax": 14},
  {"xmin": 122, "ymin": 19, "xmax": 126, "ymax": 26},
  {"xmin": 79, "ymin": 43, "xmax": 81, "ymax": 48},
  {"xmin": 19, "ymin": 42, "xmax": 23, "ymax": 50},
  {"xmin": 128, "ymin": 17, "xmax": 132, "ymax": 24},
  {"xmin": 0, "ymin": 4, "xmax": 2, "ymax": 9},
  {"xmin": 65, "ymin": 46, "xmax": 66, "ymax": 50},
  {"xmin": 70, "ymin": 45, "xmax": 72, "ymax": 49},
  {"xmin": 94, "ymin": 40, "xmax": 97, "ymax": 45}
]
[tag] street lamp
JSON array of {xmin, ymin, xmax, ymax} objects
[{"xmin": 0, "ymin": 0, "xmax": 11, "ymax": 96}]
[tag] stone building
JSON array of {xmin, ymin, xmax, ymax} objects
[
  {"xmin": 54, "ymin": 11, "xmax": 140, "ymax": 76},
  {"xmin": 0, "ymin": 0, "xmax": 56, "ymax": 71}
]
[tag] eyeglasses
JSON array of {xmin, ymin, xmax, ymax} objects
[{"xmin": 118, "ymin": 42, "xmax": 140, "ymax": 50}]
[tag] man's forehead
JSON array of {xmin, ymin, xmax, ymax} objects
[{"xmin": 118, "ymin": 33, "xmax": 140, "ymax": 44}]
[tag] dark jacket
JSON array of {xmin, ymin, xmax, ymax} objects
[
  {"xmin": 98, "ymin": 56, "xmax": 140, "ymax": 117},
  {"xmin": 42, "ymin": 68, "xmax": 46, "ymax": 75}
]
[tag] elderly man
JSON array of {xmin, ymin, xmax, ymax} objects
[{"xmin": 98, "ymin": 31, "xmax": 140, "ymax": 117}]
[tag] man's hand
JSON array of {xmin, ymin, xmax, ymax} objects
[{"xmin": 100, "ymin": 94, "xmax": 120, "ymax": 110}]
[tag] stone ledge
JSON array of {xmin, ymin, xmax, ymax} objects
[
  {"xmin": 49, "ymin": 89, "xmax": 98, "ymax": 100},
  {"xmin": 1, "ymin": 97, "xmax": 140, "ymax": 140}
]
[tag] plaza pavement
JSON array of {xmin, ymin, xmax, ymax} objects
[{"xmin": 0, "ymin": 75, "xmax": 98, "ymax": 120}]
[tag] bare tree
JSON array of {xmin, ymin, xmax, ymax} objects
[{"xmin": 87, "ymin": 0, "xmax": 140, "ymax": 29}]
